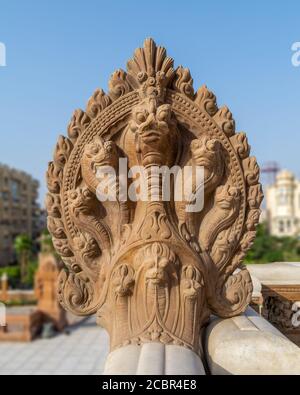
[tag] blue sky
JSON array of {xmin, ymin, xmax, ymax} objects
[{"xmin": 0, "ymin": 0, "xmax": 299, "ymax": 204}]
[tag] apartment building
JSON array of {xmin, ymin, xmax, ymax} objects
[
  {"xmin": 265, "ymin": 170, "xmax": 300, "ymax": 237},
  {"xmin": 0, "ymin": 164, "xmax": 42, "ymax": 266}
]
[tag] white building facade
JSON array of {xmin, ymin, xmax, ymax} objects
[{"xmin": 266, "ymin": 170, "xmax": 300, "ymax": 238}]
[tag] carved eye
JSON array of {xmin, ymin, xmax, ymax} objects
[
  {"xmin": 83, "ymin": 189, "xmax": 91, "ymax": 198},
  {"xmin": 157, "ymin": 110, "xmax": 168, "ymax": 122},
  {"xmin": 72, "ymin": 264, "xmax": 82, "ymax": 273},
  {"xmin": 136, "ymin": 112, "xmax": 147, "ymax": 123},
  {"xmin": 90, "ymin": 145, "xmax": 99, "ymax": 155},
  {"xmin": 157, "ymin": 106, "xmax": 170, "ymax": 122}
]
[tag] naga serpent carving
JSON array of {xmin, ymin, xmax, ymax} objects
[{"xmin": 46, "ymin": 39, "xmax": 263, "ymax": 354}]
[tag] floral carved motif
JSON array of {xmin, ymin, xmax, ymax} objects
[{"xmin": 46, "ymin": 39, "xmax": 263, "ymax": 354}]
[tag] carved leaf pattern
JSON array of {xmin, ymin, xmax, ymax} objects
[
  {"xmin": 172, "ymin": 66, "xmax": 194, "ymax": 98},
  {"xmin": 67, "ymin": 109, "xmax": 90, "ymax": 143},
  {"xmin": 86, "ymin": 89, "xmax": 111, "ymax": 119},
  {"xmin": 213, "ymin": 106, "xmax": 235, "ymax": 137},
  {"xmin": 194, "ymin": 85, "xmax": 218, "ymax": 116},
  {"xmin": 109, "ymin": 69, "xmax": 132, "ymax": 101}
]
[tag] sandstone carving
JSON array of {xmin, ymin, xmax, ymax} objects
[
  {"xmin": 34, "ymin": 253, "xmax": 67, "ymax": 331},
  {"xmin": 46, "ymin": 38, "xmax": 263, "ymax": 354}
]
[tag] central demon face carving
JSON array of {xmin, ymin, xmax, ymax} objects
[{"xmin": 129, "ymin": 98, "xmax": 178, "ymax": 166}]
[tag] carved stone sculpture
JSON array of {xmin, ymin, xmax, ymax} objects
[
  {"xmin": 264, "ymin": 297, "xmax": 300, "ymax": 330},
  {"xmin": 46, "ymin": 38, "xmax": 263, "ymax": 355},
  {"xmin": 0, "ymin": 273, "xmax": 8, "ymax": 302},
  {"xmin": 34, "ymin": 253, "xmax": 67, "ymax": 331}
]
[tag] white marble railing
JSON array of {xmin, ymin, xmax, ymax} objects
[
  {"xmin": 248, "ymin": 262, "xmax": 300, "ymax": 339},
  {"xmin": 104, "ymin": 343, "xmax": 206, "ymax": 375},
  {"xmin": 103, "ymin": 307, "xmax": 300, "ymax": 375},
  {"xmin": 205, "ymin": 307, "xmax": 300, "ymax": 375}
]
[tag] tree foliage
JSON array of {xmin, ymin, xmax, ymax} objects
[
  {"xmin": 245, "ymin": 223, "xmax": 300, "ymax": 264},
  {"xmin": 13, "ymin": 234, "xmax": 33, "ymax": 285}
]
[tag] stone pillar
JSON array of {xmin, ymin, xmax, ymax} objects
[
  {"xmin": 46, "ymin": 38, "xmax": 263, "ymax": 372},
  {"xmin": 34, "ymin": 253, "xmax": 67, "ymax": 330},
  {"xmin": 1, "ymin": 273, "xmax": 8, "ymax": 302}
]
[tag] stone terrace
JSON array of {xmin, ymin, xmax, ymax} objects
[{"xmin": 0, "ymin": 317, "xmax": 109, "ymax": 375}]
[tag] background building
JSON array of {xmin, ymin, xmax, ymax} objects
[
  {"xmin": 0, "ymin": 164, "xmax": 42, "ymax": 266},
  {"xmin": 266, "ymin": 170, "xmax": 300, "ymax": 237}
]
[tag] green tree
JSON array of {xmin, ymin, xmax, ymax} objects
[
  {"xmin": 0, "ymin": 266, "xmax": 20, "ymax": 288},
  {"xmin": 40, "ymin": 229, "xmax": 54, "ymax": 253},
  {"xmin": 245, "ymin": 223, "xmax": 300, "ymax": 264},
  {"xmin": 14, "ymin": 234, "xmax": 33, "ymax": 285}
]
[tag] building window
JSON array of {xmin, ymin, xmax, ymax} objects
[
  {"xmin": 3, "ymin": 235, "xmax": 10, "ymax": 248},
  {"xmin": 277, "ymin": 192, "xmax": 288, "ymax": 206},
  {"xmin": 1, "ymin": 191, "xmax": 9, "ymax": 200},
  {"xmin": 278, "ymin": 220, "xmax": 284, "ymax": 233},
  {"xmin": 10, "ymin": 180, "xmax": 19, "ymax": 202}
]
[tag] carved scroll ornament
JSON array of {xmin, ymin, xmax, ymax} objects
[{"xmin": 46, "ymin": 39, "xmax": 263, "ymax": 354}]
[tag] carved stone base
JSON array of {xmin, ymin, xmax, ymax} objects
[{"xmin": 103, "ymin": 343, "xmax": 206, "ymax": 375}]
